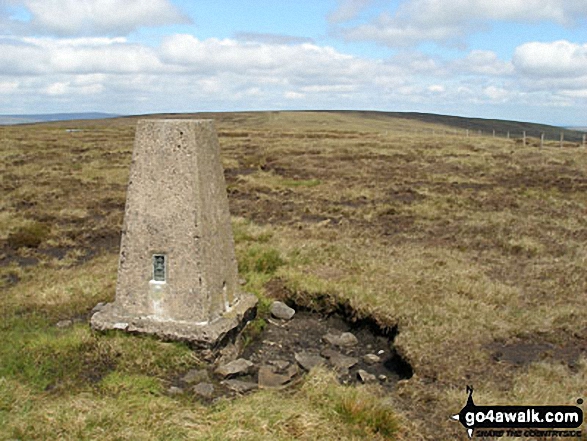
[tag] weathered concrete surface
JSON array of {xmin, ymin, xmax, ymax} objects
[{"xmin": 91, "ymin": 119, "xmax": 257, "ymax": 348}]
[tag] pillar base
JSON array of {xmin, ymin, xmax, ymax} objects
[{"xmin": 90, "ymin": 292, "xmax": 257, "ymax": 349}]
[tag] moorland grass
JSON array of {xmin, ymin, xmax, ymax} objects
[{"xmin": 1, "ymin": 111, "xmax": 585, "ymax": 439}]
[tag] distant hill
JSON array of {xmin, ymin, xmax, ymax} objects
[
  {"xmin": 0, "ymin": 112, "xmax": 119, "ymax": 125},
  {"xmin": 323, "ymin": 110, "xmax": 586, "ymax": 142}
]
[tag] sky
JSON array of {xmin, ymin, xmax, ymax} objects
[{"xmin": 0, "ymin": 0, "xmax": 586, "ymax": 126}]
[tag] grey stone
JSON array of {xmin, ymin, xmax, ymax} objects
[
  {"xmin": 192, "ymin": 382, "xmax": 215, "ymax": 399},
  {"xmin": 295, "ymin": 352, "xmax": 326, "ymax": 371},
  {"xmin": 222, "ymin": 379, "xmax": 258, "ymax": 393},
  {"xmin": 323, "ymin": 332, "xmax": 358, "ymax": 347},
  {"xmin": 215, "ymin": 358, "xmax": 254, "ymax": 378},
  {"xmin": 363, "ymin": 354, "xmax": 381, "ymax": 365},
  {"xmin": 167, "ymin": 386, "xmax": 183, "ymax": 396},
  {"xmin": 270, "ymin": 301, "xmax": 295, "ymax": 320},
  {"xmin": 56, "ymin": 319, "xmax": 73, "ymax": 328},
  {"xmin": 268, "ymin": 360, "xmax": 290, "ymax": 371},
  {"xmin": 328, "ymin": 353, "xmax": 359, "ymax": 370},
  {"xmin": 182, "ymin": 369, "xmax": 209, "ymax": 384},
  {"xmin": 90, "ymin": 120, "xmax": 257, "ymax": 348},
  {"xmin": 216, "ymin": 342, "xmax": 240, "ymax": 366},
  {"xmin": 378, "ymin": 375, "xmax": 388, "ymax": 382},
  {"xmin": 258, "ymin": 364, "xmax": 298, "ymax": 389},
  {"xmin": 357, "ymin": 369, "xmax": 377, "ymax": 383}
]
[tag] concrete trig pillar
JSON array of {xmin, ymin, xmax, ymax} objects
[{"xmin": 91, "ymin": 119, "xmax": 257, "ymax": 348}]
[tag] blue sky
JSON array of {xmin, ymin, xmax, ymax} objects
[{"xmin": 1, "ymin": 0, "xmax": 586, "ymax": 126}]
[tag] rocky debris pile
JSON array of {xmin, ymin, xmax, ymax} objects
[{"xmin": 166, "ymin": 302, "xmax": 412, "ymax": 401}]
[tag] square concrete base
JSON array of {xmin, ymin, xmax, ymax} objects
[{"xmin": 90, "ymin": 293, "xmax": 257, "ymax": 349}]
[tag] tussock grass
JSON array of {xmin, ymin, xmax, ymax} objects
[{"xmin": 1, "ymin": 112, "xmax": 586, "ymax": 439}]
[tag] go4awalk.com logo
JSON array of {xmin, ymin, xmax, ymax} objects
[{"xmin": 451, "ymin": 386, "xmax": 583, "ymax": 438}]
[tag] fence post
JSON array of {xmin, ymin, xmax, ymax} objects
[
  {"xmin": 560, "ymin": 132, "xmax": 564, "ymax": 148},
  {"xmin": 507, "ymin": 131, "xmax": 510, "ymax": 139},
  {"xmin": 583, "ymin": 133, "xmax": 586, "ymax": 148},
  {"xmin": 466, "ymin": 129, "xmax": 469, "ymax": 137},
  {"xmin": 493, "ymin": 129, "xmax": 495, "ymax": 138},
  {"xmin": 523, "ymin": 131, "xmax": 526, "ymax": 146},
  {"xmin": 540, "ymin": 132, "xmax": 544, "ymax": 148}
]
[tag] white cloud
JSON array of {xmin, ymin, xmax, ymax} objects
[
  {"xmin": 45, "ymin": 81, "xmax": 68, "ymax": 95},
  {"xmin": 327, "ymin": 0, "xmax": 377, "ymax": 24},
  {"xmin": 483, "ymin": 86, "xmax": 510, "ymax": 102},
  {"xmin": 158, "ymin": 34, "xmax": 374, "ymax": 85},
  {"xmin": 0, "ymin": 36, "xmax": 164, "ymax": 75},
  {"xmin": 0, "ymin": 32, "xmax": 584, "ymax": 123},
  {"xmin": 513, "ymin": 40, "xmax": 587, "ymax": 78},
  {"xmin": 0, "ymin": 80, "xmax": 19, "ymax": 93},
  {"xmin": 8, "ymin": 0, "xmax": 189, "ymax": 36},
  {"xmin": 428, "ymin": 84, "xmax": 445, "ymax": 93},
  {"xmin": 452, "ymin": 50, "xmax": 514, "ymax": 76},
  {"xmin": 284, "ymin": 91, "xmax": 305, "ymax": 99},
  {"xmin": 335, "ymin": 0, "xmax": 587, "ymax": 47}
]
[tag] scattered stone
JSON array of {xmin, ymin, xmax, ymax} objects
[
  {"xmin": 295, "ymin": 352, "xmax": 326, "ymax": 371},
  {"xmin": 378, "ymin": 375, "xmax": 388, "ymax": 382},
  {"xmin": 320, "ymin": 348, "xmax": 338, "ymax": 358},
  {"xmin": 258, "ymin": 364, "xmax": 298, "ymax": 389},
  {"xmin": 268, "ymin": 360, "xmax": 290, "ymax": 371},
  {"xmin": 56, "ymin": 319, "xmax": 73, "ymax": 328},
  {"xmin": 322, "ymin": 349, "xmax": 358, "ymax": 370},
  {"xmin": 192, "ymin": 382, "xmax": 215, "ymax": 399},
  {"xmin": 377, "ymin": 350, "xmax": 385, "ymax": 355},
  {"xmin": 222, "ymin": 379, "xmax": 258, "ymax": 393},
  {"xmin": 357, "ymin": 369, "xmax": 377, "ymax": 383},
  {"xmin": 323, "ymin": 332, "xmax": 358, "ymax": 347},
  {"xmin": 363, "ymin": 354, "xmax": 381, "ymax": 365},
  {"xmin": 167, "ymin": 386, "xmax": 183, "ymax": 396},
  {"xmin": 216, "ymin": 342, "xmax": 240, "ymax": 366},
  {"xmin": 182, "ymin": 369, "xmax": 209, "ymax": 384},
  {"xmin": 215, "ymin": 358, "xmax": 254, "ymax": 378},
  {"xmin": 270, "ymin": 301, "xmax": 295, "ymax": 320}
]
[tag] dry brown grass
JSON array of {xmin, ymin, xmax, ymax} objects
[{"xmin": 1, "ymin": 111, "xmax": 586, "ymax": 439}]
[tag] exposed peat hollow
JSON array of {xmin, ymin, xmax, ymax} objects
[
  {"xmin": 170, "ymin": 302, "xmax": 413, "ymax": 402},
  {"xmin": 242, "ymin": 305, "xmax": 414, "ymax": 389}
]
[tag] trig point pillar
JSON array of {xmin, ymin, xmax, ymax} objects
[{"xmin": 91, "ymin": 119, "xmax": 257, "ymax": 348}]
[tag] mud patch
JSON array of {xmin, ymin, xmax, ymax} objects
[{"xmin": 488, "ymin": 332, "xmax": 587, "ymax": 370}]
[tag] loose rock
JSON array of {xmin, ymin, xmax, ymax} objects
[
  {"xmin": 222, "ymin": 379, "xmax": 258, "ymax": 393},
  {"xmin": 268, "ymin": 360, "xmax": 290, "ymax": 371},
  {"xmin": 182, "ymin": 369, "xmax": 209, "ymax": 384},
  {"xmin": 323, "ymin": 332, "xmax": 358, "ymax": 347},
  {"xmin": 357, "ymin": 369, "xmax": 377, "ymax": 383},
  {"xmin": 258, "ymin": 364, "xmax": 298, "ymax": 388},
  {"xmin": 295, "ymin": 352, "xmax": 326, "ymax": 371},
  {"xmin": 215, "ymin": 358, "xmax": 254, "ymax": 378},
  {"xmin": 322, "ymin": 349, "xmax": 358, "ymax": 370},
  {"xmin": 270, "ymin": 301, "xmax": 295, "ymax": 320},
  {"xmin": 56, "ymin": 319, "xmax": 73, "ymax": 329},
  {"xmin": 167, "ymin": 386, "xmax": 183, "ymax": 396},
  {"xmin": 192, "ymin": 382, "xmax": 215, "ymax": 399},
  {"xmin": 363, "ymin": 354, "xmax": 381, "ymax": 365}
]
